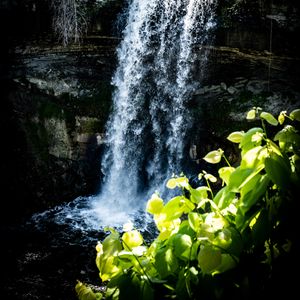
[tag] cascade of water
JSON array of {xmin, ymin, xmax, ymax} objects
[{"xmin": 95, "ymin": 0, "xmax": 216, "ymax": 219}]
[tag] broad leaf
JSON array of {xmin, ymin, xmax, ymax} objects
[
  {"xmin": 246, "ymin": 109, "xmax": 256, "ymax": 120},
  {"xmin": 239, "ymin": 127, "xmax": 263, "ymax": 153},
  {"xmin": 260, "ymin": 112, "xmax": 278, "ymax": 126},
  {"xmin": 227, "ymin": 131, "xmax": 244, "ymax": 143},
  {"xmin": 173, "ymin": 234, "xmax": 193, "ymax": 261},
  {"xmin": 155, "ymin": 247, "xmax": 178, "ymax": 278},
  {"xmin": 265, "ymin": 152, "xmax": 291, "ymax": 190},
  {"xmin": 146, "ymin": 194, "xmax": 164, "ymax": 215},
  {"xmin": 290, "ymin": 108, "xmax": 300, "ymax": 121},
  {"xmin": 218, "ymin": 167, "xmax": 235, "ymax": 185},
  {"xmin": 239, "ymin": 174, "xmax": 270, "ymax": 215},
  {"xmin": 122, "ymin": 230, "xmax": 143, "ymax": 250},
  {"xmin": 213, "ymin": 186, "xmax": 236, "ymax": 209},
  {"xmin": 198, "ymin": 245, "xmax": 222, "ymax": 274},
  {"xmin": 188, "ymin": 212, "xmax": 202, "ymax": 232},
  {"xmin": 203, "ymin": 149, "xmax": 223, "ymax": 164}
]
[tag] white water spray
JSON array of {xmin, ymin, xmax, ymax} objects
[
  {"xmin": 94, "ymin": 0, "xmax": 217, "ymax": 223},
  {"xmin": 31, "ymin": 0, "xmax": 217, "ymax": 230}
]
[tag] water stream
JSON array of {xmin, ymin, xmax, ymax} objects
[
  {"xmin": 94, "ymin": 0, "xmax": 216, "ymax": 225},
  {"xmin": 31, "ymin": 0, "xmax": 216, "ymax": 231}
]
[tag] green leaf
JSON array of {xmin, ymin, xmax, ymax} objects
[
  {"xmin": 251, "ymin": 208, "xmax": 270, "ymax": 246},
  {"xmin": 240, "ymin": 173, "xmax": 262, "ymax": 197},
  {"xmin": 188, "ymin": 212, "xmax": 202, "ymax": 232},
  {"xmin": 239, "ymin": 174, "xmax": 270, "ymax": 215},
  {"xmin": 173, "ymin": 234, "xmax": 193, "ymax": 261},
  {"xmin": 290, "ymin": 108, "xmax": 300, "ymax": 121},
  {"xmin": 161, "ymin": 196, "xmax": 185, "ymax": 221},
  {"xmin": 166, "ymin": 178, "xmax": 177, "ymax": 189},
  {"xmin": 190, "ymin": 186, "xmax": 210, "ymax": 204},
  {"xmin": 240, "ymin": 146, "xmax": 267, "ymax": 169},
  {"xmin": 155, "ymin": 247, "xmax": 179, "ymax": 279},
  {"xmin": 198, "ymin": 245, "xmax": 222, "ymax": 274},
  {"xmin": 218, "ymin": 167, "xmax": 235, "ymax": 185},
  {"xmin": 227, "ymin": 167, "xmax": 253, "ymax": 192},
  {"xmin": 213, "ymin": 186, "xmax": 236, "ymax": 209},
  {"xmin": 260, "ymin": 112, "xmax": 278, "ymax": 126},
  {"xmin": 213, "ymin": 254, "xmax": 237, "ymax": 274},
  {"xmin": 246, "ymin": 109, "xmax": 256, "ymax": 120},
  {"xmin": 227, "ymin": 131, "xmax": 244, "ymax": 143},
  {"xmin": 278, "ymin": 111, "xmax": 286, "ymax": 125},
  {"xmin": 122, "ymin": 230, "xmax": 143, "ymax": 250},
  {"xmin": 146, "ymin": 194, "xmax": 164, "ymax": 215},
  {"xmin": 265, "ymin": 152, "xmax": 291, "ymax": 190},
  {"xmin": 166, "ymin": 176, "xmax": 189, "ymax": 189},
  {"xmin": 274, "ymin": 125, "xmax": 300, "ymax": 152},
  {"xmin": 203, "ymin": 149, "xmax": 223, "ymax": 164},
  {"xmin": 239, "ymin": 127, "xmax": 263, "ymax": 153}
]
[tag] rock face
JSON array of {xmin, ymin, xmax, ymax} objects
[
  {"xmin": 1, "ymin": 0, "xmax": 300, "ymax": 221},
  {"xmin": 1, "ymin": 41, "xmax": 118, "ymax": 221}
]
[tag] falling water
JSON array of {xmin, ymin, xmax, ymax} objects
[
  {"xmin": 94, "ymin": 0, "xmax": 217, "ymax": 222},
  {"xmin": 30, "ymin": 0, "xmax": 216, "ymax": 230}
]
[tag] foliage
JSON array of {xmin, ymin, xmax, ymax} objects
[{"xmin": 76, "ymin": 108, "xmax": 300, "ymax": 299}]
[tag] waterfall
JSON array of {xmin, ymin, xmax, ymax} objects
[{"xmin": 94, "ymin": 0, "xmax": 217, "ymax": 221}]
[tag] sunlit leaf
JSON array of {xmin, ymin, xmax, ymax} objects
[
  {"xmin": 173, "ymin": 234, "xmax": 193, "ymax": 261},
  {"xmin": 227, "ymin": 167, "xmax": 253, "ymax": 192},
  {"xmin": 188, "ymin": 212, "xmax": 202, "ymax": 232},
  {"xmin": 260, "ymin": 111, "xmax": 278, "ymax": 126},
  {"xmin": 155, "ymin": 247, "xmax": 178, "ymax": 278},
  {"xmin": 218, "ymin": 167, "xmax": 235, "ymax": 185},
  {"xmin": 274, "ymin": 125, "xmax": 300, "ymax": 152},
  {"xmin": 227, "ymin": 131, "xmax": 245, "ymax": 143},
  {"xmin": 204, "ymin": 173, "xmax": 217, "ymax": 183},
  {"xmin": 290, "ymin": 108, "xmax": 300, "ymax": 121},
  {"xmin": 278, "ymin": 111, "xmax": 286, "ymax": 125},
  {"xmin": 203, "ymin": 149, "xmax": 223, "ymax": 164},
  {"xmin": 146, "ymin": 194, "xmax": 164, "ymax": 215},
  {"xmin": 239, "ymin": 127, "xmax": 263, "ymax": 153},
  {"xmin": 122, "ymin": 230, "xmax": 143, "ymax": 250},
  {"xmin": 213, "ymin": 186, "xmax": 236, "ymax": 209},
  {"xmin": 240, "ymin": 146, "xmax": 267, "ymax": 169},
  {"xmin": 239, "ymin": 174, "xmax": 270, "ymax": 215},
  {"xmin": 214, "ymin": 228, "xmax": 232, "ymax": 248},
  {"xmin": 166, "ymin": 178, "xmax": 177, "ymax": 189},
  {"xmin": 198, "ymin": 245, "xmax": 222, "ymax": 274},
  {"xmin": 246, "ymin": 109, "xmax": 256, "ymax": 120},
  {"xmin": 160, "ymin": 196, "xmax": 185, "ymax": 221},
  {"xmin": 190, "ymin": 186, "xmax": 210, "ymax": 204}
]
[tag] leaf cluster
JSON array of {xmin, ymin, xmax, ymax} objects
[{"xmin": 76, "ymin": 108, "xmax": 300, "ymax": 299}]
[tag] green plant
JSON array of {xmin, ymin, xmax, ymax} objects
[{"xmin": 76, "ymin": 108, "xmax": 300, "ymax": 299}]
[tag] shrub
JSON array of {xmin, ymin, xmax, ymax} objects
[{"xmin": 76, "ymin": 107, "xmax": 300, "ymax": 299}]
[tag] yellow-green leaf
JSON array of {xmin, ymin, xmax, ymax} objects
[
  {"xmin": 246, "ymin": 109, "xmax": 256, "ymax": 119},
  {"xmin": 198, "ymin": 245, "xmax": 222, "ymax": 274},
  {"xmin": 146, "ymin": 194, "xmax": 164, "ymax": 215},
  {"xmin": 218, "ymin": 167, "xmax": 235, "ymax": 185},
  {"xmin": 278, "ymin": 111, "xmax": 286, "ymax": 125},
  {"xmin": 290, "ymin": 108, "xmax": 300, "ymax": 121},
  {"xmin": 260, "ymin": 112, "xmax": 278, "ymax": 126},
  {"xmin": 203, "ymin": 149, "xmax": 223, "ymax": 164},
  {"xmin": 227, "ymin": 131, "xmax": 244, "ymax": 143},
  {"xmin": 122, "ymin": 230, "xmax": 143, "ymax": 250}
]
